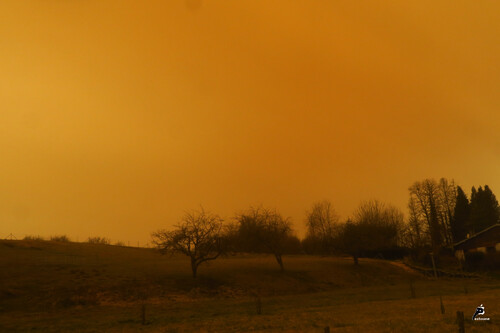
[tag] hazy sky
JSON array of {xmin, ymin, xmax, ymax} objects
[{"xmin": 1, "ymin": 1, "xmax": 499, "ymax": 244}]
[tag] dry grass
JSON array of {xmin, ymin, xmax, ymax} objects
[{"xmin": 0, "ymin": 239, "xmax": 498, "ymax": 332}]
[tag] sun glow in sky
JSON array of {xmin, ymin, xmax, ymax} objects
[{"xmin": 1, "ymin": 1, "xmax": 499, "ymax": 244}]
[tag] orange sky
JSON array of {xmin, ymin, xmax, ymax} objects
[{"xmin": 1, "ymin": 1, "xmax": 499, "ymax": 244}]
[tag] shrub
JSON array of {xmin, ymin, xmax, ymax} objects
[
  {"xmin": 406, "ymin": 247, "xmax": 433, "ymax": 266},
  {"xmin": 114, "ymin": 241, "xmax": 126, "ymax": 247},
  {"xmin": 301, "ymin": 235, "xmax": 327, "ymax": 255},
  {"xmin": 50, "ymin": 235, "xmax": 70, "ymax": 242},
  {"xmin": 23, "ymin": 235, "xmax": 44, "ymax": 241},
  {"xmin": 87, "ymin": 236, "xmax": 110, "ymax": 245}
]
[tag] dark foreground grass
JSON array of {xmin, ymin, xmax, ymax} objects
[{"xmin": 0, "ymin": 239, "xmax": 499, "ymax": 332}]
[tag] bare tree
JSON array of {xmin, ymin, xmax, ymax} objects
[
  {"xmin": 408, "ymin": 178, "xmax": 457, "ymax": 252},
  {"xmin": 236, "ymin": 207, "xmax": 293, "ymax": 272},
  {"xmin": 151, "ymin": 208, "xmax": 225, "ymax": 278},
  {"xmin": 304, "ymin": 200, "xmax": 340, "ymax": 254},
  {"xmin": 403, "ymin": 196, "xmax": 428, "ymax": 248},
  {"xmin": 437, "ymin": 178, "xmax": 457, "ymax": 245},
  {"xmin": 338, "ymin": 200, "xmax": 403, "ymax": 264},
  {"xmin": 409, "ymin": 179, "xmax": 442, "ymax": 252}
]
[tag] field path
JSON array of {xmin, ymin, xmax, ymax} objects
[{"xmin": 389, "ymin": 260, "xmax": 426, "ymax": 276}]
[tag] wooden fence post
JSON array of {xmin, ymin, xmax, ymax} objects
[
  {"xmin": 430, "ymin": 253, "xmax": 438, "ymax": 279},
  {"xmin": 410, "ymin": 279, "xmax": 416, "ymax": 298},
  {"xmin": 256, "ymin": 296, "xmax": 262, "ymax": 315},
  {"xmin": 456, "ymin": 311, "xmax": 465, "ymax": 333}
]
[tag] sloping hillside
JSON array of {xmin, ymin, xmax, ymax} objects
[
  {"xmin": 1, "ymin": 239, "xmax": 420, "ymax": 309},
  {"xmin": 1, "ymin": 239, "xmax": 499, "ymax": 332}
]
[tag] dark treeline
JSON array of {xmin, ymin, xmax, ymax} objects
[
  {"xmin": 302, "ymin": 179, "xmax": 499, "ymax": 263},
  {"xmin": 228, "ymin": 206, "xmax": 301, "ymax": 271},
  {"xmin": 302, "ymin": 200, "xmax": 405, "ymax": 264},
  {"xmin": 152, "ymin": 207, "xmax": 301, "ymax": 277},
  {"xmin": 152, "ymin": 178, "xmax": 500, "ymax": 277},
  {"xmin": 406, "ymin": 179, "xmax": 499, "ymax": 252}
]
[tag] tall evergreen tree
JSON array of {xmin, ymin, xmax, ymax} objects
[
  {"xmin": 470, "ymin": 185, "xmax": 499, "ymax": 233},
  {"xmin": 428, "ymin": 192, "xmax": 442, "ymax": 249},
  {"xmin": 482, "ymin": 185, "xmax": 500, "ymax": 229},
  {"xmin": 469, "ymin": 186, "xmax": 478, "ymax": 233},
  {"xmin": 451, "ymin": 186, "xmax": 469, "ymax": 242}
]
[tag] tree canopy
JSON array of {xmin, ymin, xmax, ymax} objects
[
  {"xmin": 235, "ymin": 207, "xmax": 293, "ymax": 271},
  {"xmin": 338, "ymin": 200, "xmax": 403, "ymax": 264},
  {"xmin": 151, "ymin": 208, "xmax": 226, "ymax": 278}
]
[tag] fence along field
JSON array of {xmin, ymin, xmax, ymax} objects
[{"xmin": 0, "ymin": 238, "xmax": 499, "ymax": 332}]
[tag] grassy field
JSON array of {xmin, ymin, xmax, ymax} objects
[{"xmin": 0, "ymin": 239, "xmax": 499, "ymax": 332}]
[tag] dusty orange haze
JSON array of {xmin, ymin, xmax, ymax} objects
[{"xmin": 1, "ymin": 1, "xmax": 499, "ymax": 245}]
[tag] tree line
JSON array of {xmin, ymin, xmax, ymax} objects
[
  {"xmin": 406, "ymin": 179, "xmax": 499, "ymax": 252},
  {"xmin": 152, "ymin": 178, "xmax": 500, "ymax": 278},
  {"xmin": 152, "ymin": 207, "xmax": 298, "ymax": 277}
]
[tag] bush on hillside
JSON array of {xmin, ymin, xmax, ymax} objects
[
  {"xmin": 50, "ymin": 235, "xmax": 70, "ymax": 242},
  {"xmin": 87, "ymin": 236, "xmax": 110, "ymax": 245},
  {"xmin": 23, "ymin": 235, "xmax": 44, "ymax": 241}
]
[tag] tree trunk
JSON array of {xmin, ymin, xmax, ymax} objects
[
  {"xmin": 275, "ymin": 254, "xmax": 284, "ymax": 272},
  {"xmin": 353, "ymin": 254, "xmax": 359, "ymax": 265},
  {"xmin": 191, "ymin": 258, "xmax": 198, "ymax": 278}
]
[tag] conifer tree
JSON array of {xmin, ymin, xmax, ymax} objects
[
  {"xmin": 451, "ymin": 186, "xmax": 469, "ymax": 242},
  {"xmin": 470, "ymin": 185, "xmax": 499, "ymax": 233}
]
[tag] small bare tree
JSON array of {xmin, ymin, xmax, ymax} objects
[{"xmin": 151, "ymin": 208, "xmax": 225, "ymax": 278}]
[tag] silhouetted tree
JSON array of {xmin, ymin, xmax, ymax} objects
[
  {"xmin": 409, "ymin": 180, "xmax": 440, "ymax": 252},
  {"xmin": 401, "ymin": 197, "xmax": 428, "ymax": 249},
  {"xmin": 469, "ymin": 186, "xmax": 478, "ymax": 233},
  {"xmin": 338, "ymin": 219, "xmax": 361, "ymax": 264},
  {"xmin": 469, "ymin": 185, "xmax": 499, "ymax": 234},
  {"xmin": 451, "ymin": 186, "xmax": 469, "ymax": 242},
  {"xmin": 304, "ymin": 200, "xmax": 340, "ymax": 254},
  {"xmin": 409, "ymin": 179, "xmax": 454, "ymax": 251},
  {"xmin": 236, "ymin": 207, "xmax": 293, "ymax": 271},
  {"xmin": 338, "ymin": 200, "xmax": 403, "ymax": 264},
  {"xmin": 408, "ymin": 178, "xmax": 458, "ymax": 250},
  {"xmin": 437, "ymin": 178, "xmax": 456, "ymax": 245},
  {"xmin": 151, "ymin": 208, "xmax": 226, "ymax": 278}
]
